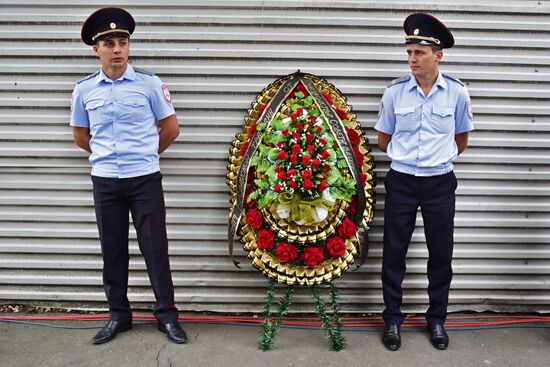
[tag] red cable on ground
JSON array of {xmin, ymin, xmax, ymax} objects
[{"xmin": 1, "ymin": 314, "xmax": 550, "ymax": 328}]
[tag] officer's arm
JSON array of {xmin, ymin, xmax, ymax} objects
[
  {"xmin": 455, "ymin": 132, "xmax": 469, "ymax": 155},
  {"xmin": 378, "ymin": 132, "xmax": 392, "ymax": 153},
  {"xmin": 72, "ymin": 127, "xmax": 91, "ymax": 153},
  {"xmin": 158, "ymin": 114, "xmax": 180, "ymax": 154}
]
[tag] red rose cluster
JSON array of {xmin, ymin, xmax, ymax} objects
[{"xmin": 240, "ymin": 83, "xmax": 365, "ymax": 269}]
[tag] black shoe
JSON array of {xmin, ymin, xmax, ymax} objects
[
  {"xmin": 382, "ymin": 324, "xmax": 401, "ymax": 351},
  {"xmin": 92, "ymin": 319, "xmax": 132, "ymax": 345},
  {"xmin": 427, "ymin": 323, "xmax": 449, "ymax": 350},
  {"xmin": 158, "ymin": 322, "xmax": 188, "ymax": 344}
]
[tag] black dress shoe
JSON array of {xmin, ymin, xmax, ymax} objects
[
  {"xmin": 158, "ymin": 322, "xmax": 188, "ymax": 344},
  {"xmin": 92, "ymin": 319, "xmax": 132, "ymax": 345},
  {"xmin": 382, "ymin": 324, "xmax": 401, "ymax": 351},
  {"xmin": 427, "ymin": 323, "xmax": 449, "ymax": 350}
]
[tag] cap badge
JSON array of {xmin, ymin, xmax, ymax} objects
[
  {"xmin": 413, "ymin": 28, "xmax": 420, "ymax": 35},
  {"xmin": 110, "ymin": 22, "xmax": 116, "ymax": 29}
]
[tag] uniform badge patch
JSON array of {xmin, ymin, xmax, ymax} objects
[{"xmin": 162, "ymin": 83, "xmax": 172, "ymax": 103}]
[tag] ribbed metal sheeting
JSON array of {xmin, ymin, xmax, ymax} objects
[{"xmin": 0, "ymin": 1, "xmax": 549, "ymax": 313}]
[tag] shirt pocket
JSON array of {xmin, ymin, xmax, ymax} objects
[
  {"xmin": 394, "ymin": 106, "xmax": 416, "ymax": 132},
  {"xmin": 85, "ymin": 99, "xmax": 111, "ymax": 130},
  {"xmin": 431, "ymin": 106, "xmax": 454, "ymax": 134},
  {"xmin": 121, "ymin": 97, "xmax": 150, "ymax": 121}
]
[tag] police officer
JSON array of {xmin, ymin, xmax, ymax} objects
[
  {"xmin": 71, "ymin": 7, "xmax": 186, "ymax": 344},
  {"xmin": 375, "ymin": 13, "xmax": 474, "ymax": 351}
]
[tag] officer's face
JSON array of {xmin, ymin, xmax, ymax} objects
[
  {"xmin": 93, "ymin": 36, "xmax": 130, "ymax": 71},
  {"xmin": 406, "ymin": 43, "xmax": 442, "ymax": 78}
]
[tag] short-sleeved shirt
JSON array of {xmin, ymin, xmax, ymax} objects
[
  {"xmin": 70, "ymin": 65, "xmax": 175, "ymax": 178},
  {"xmin": 375, "ymin": 73, "xmax": 474, "ymax": 176}
]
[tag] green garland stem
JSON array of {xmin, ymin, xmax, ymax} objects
[
  {"xmin": 259, "ymin": 279, "xmax": 294, "ymax": 351},
  {"xmin": 310, "ymin": 283, "xmax": 346, "ymax": 351}
]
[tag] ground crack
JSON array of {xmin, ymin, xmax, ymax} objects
[{"xmin": 155, "ymin": 344, "xmax": 167, "ymax": 367}]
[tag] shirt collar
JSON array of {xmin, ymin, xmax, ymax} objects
[
  {"xmin": 406, "ymin": 72, "xmax": 447, "ymax": 93},
  {"xmin": 97, "ymin": 64, "xmax": 136, "ymax": 83}
]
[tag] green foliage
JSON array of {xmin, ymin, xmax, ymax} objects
[
  {"xmin": 259, "ymin": 280, "xmax": 295, "ymax": 351},
  {"xmin": 294, "ymin": 91, "xmax": 305, "ymax": 99},
  {"xmin": 310, "ymin": 284, "xmax": 346, "ymax": 351},
  {"xmin": 271, "ymin": 119, "xmax": 287, "ymax": 131}
]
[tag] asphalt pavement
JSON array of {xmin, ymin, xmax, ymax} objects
[{"xmin": 1, "ymin": 314, "xmax": 549, "ymax": 367}]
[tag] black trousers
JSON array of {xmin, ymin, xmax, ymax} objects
[
  {"xmin": 381, "ymin": 169, "xmax": 457, "ymax": 326},
  {"xmin": 92, "ymin": 171, "xmax": 178, "ymax": 324}
]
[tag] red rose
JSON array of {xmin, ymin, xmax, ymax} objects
[
  {"xmin": 302, "ymin": 155, "xmax": 312, "ymax": 166},
  {"xmin": 301, "ymin": 247, "xmax": 324, "ymax": 267},
  {"xmin": 277, "ymin": 171, "xmax": 286, "ymax": 181},
  {"xmin": 316, "ymin": 126, "xmax": 322, "ymax": 134},
  {"xmin": 276, "ymin": 242, "xmax": 298, "ymax": 263},
  {"xmin": 291, "ymin": 144, "xmax": 301, "ymax": 154},
  {"xmin": 336, "ymin": 108, "xmax": 348, "ymax": 120},
  {"xmin": 290, "ymin": 153, "xmax": 299, "ymax": 164},
  {"xmin": 302, "ymin": 178, "xmax": 314, "ymax": 190},
  {"xmin": 305, "ymin": 133, "xmax": 314, "ymax": 142},
  {"xmin": 321, "ymin": 150, "xmax": 330, "ymax": 160},
  {"xmin": 302, "ymin": 169, "xmax": 313, "ymax": 179},
  {"xmin": 282, "ymin": 128, "xmax": 289, "ymax": 136},
  {"xmin": 259, "ymin": 103, "xmax": 268, "ymax": 116},
  {"xmin": 277, "ymin": 150, "xmax": 288, "ymax": 161},
  {"xmin": 287, "ymin": 169, "xmax": 297, "ymax": 177},
  {"xmin": 288, "ymin": 180, "xmax": 297, "ymax": 189},
  {"xmin": 297, "ymin": 108, "xmax": 303, "ymax": 115},
  {"xmin": 348, "ymin": 195, "xmax": 358, "ymax": 216},
  {"xmin": 312, "ymin": 159, "xmax": 322, "ymax": 169},
  {"xmin": 326, "ymin": 237, "xmax": 346, "ymax": 258},
  {"xmin": 290, "ymin": 112, "xmax": 299, "ymax": 121},
  {"xmin": 244, "ymin": 188, "xmax": 256, "ymax": 209},
  {"xmin": 353, "ymin": 148, "xmax": 364, "ymax": 164},
  {"xmin": 277, "ymin": 141, "xmax": 284, "ymax": 148},
  {"xmin": 307, "ymin": 144, "xmax": 315, "ymax": 154},
  {"xmin": 240, "ymin": 141, "xmax": 250, "ymax": 156},
  {"xmin": 246, "ymin": 209, "xmax": 263, "ymax": 231},
  {"xmin": 346, "ymin": 127, "xmax": 361, "ymax": 145},
  {"xmin": 338, "ymin": 217, "xmax": 357, "ymax": 239},
  {"xmin": 292, "ymin": 132, "xmax": 301, "ymax": 140},
  {"xmin": 274, "ymin": 184, "xmax": 283, "ymax": 193},
  {"xmin": 323, "ymin": 164, "xmax": 331, "ymax": 172},
  {"xmin": 318, "ymin": 138, "xmax": 327, "ymax": 147},
  {"xmin": 322, "ymin": 92, "xmax": 334, "ymax": 105},
  {"xmin": 247, "ymin": 170, "xmax": 255, "ymax": 183},
  {"xmin": 257, "ymin": 229, "xmax": 275, "ymax": 250},
  {"xmin": 308, "ymin": 116, "xmax": 317, "ymax": 122},
  {"xmin": 294, "ymin": 83, "xmax": 309, "ymax": 97},
  {"xmin": 275, "ymin": 165, "xmax": 282, "ymax": 173},
  {"xmin": 317, "ymin": 180, "xmax": 328, "ymax": 191},
  {"xmin": 248, "ymin": 123, "xmax": 258, "ymax": 139},
  {"xmin": 296, "ymin": 122, "xmax": 304, "ymax": 131}
]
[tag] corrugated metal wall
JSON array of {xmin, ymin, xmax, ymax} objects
[{"xmin": 0, "ymin": 0, "xmax": 549, "ymax": 313}]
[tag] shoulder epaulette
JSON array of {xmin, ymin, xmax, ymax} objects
[
  {"xmin": 387, "ymin": 75, "xmax": 410, "ymax": 88},
  {"xmin": 76, "ymin": 71, "xmax": 99, "ymax": 84},
  {"xmin": 134, "ymin": 68, "xmax": 155, "ymax": 76},
  {"xmin": 442, "ymin": 73, "xmax": 464, "ymax": 86}
]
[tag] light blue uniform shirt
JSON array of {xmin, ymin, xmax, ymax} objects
[
  {"xmin": 70, "ymin": 65, "xmax": 175, "ymax": 178},
  {"xmin": 375, "ymin": 73, "xmax": 474, "ymax": 176}
]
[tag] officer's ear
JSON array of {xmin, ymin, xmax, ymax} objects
[
  {"xmin": 434, "ymin": 49, "xmax": 443, "ymax": 63},
  {"xmin": 92, "ymin": 43, "xmax": 100, "ymax": 57}
]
